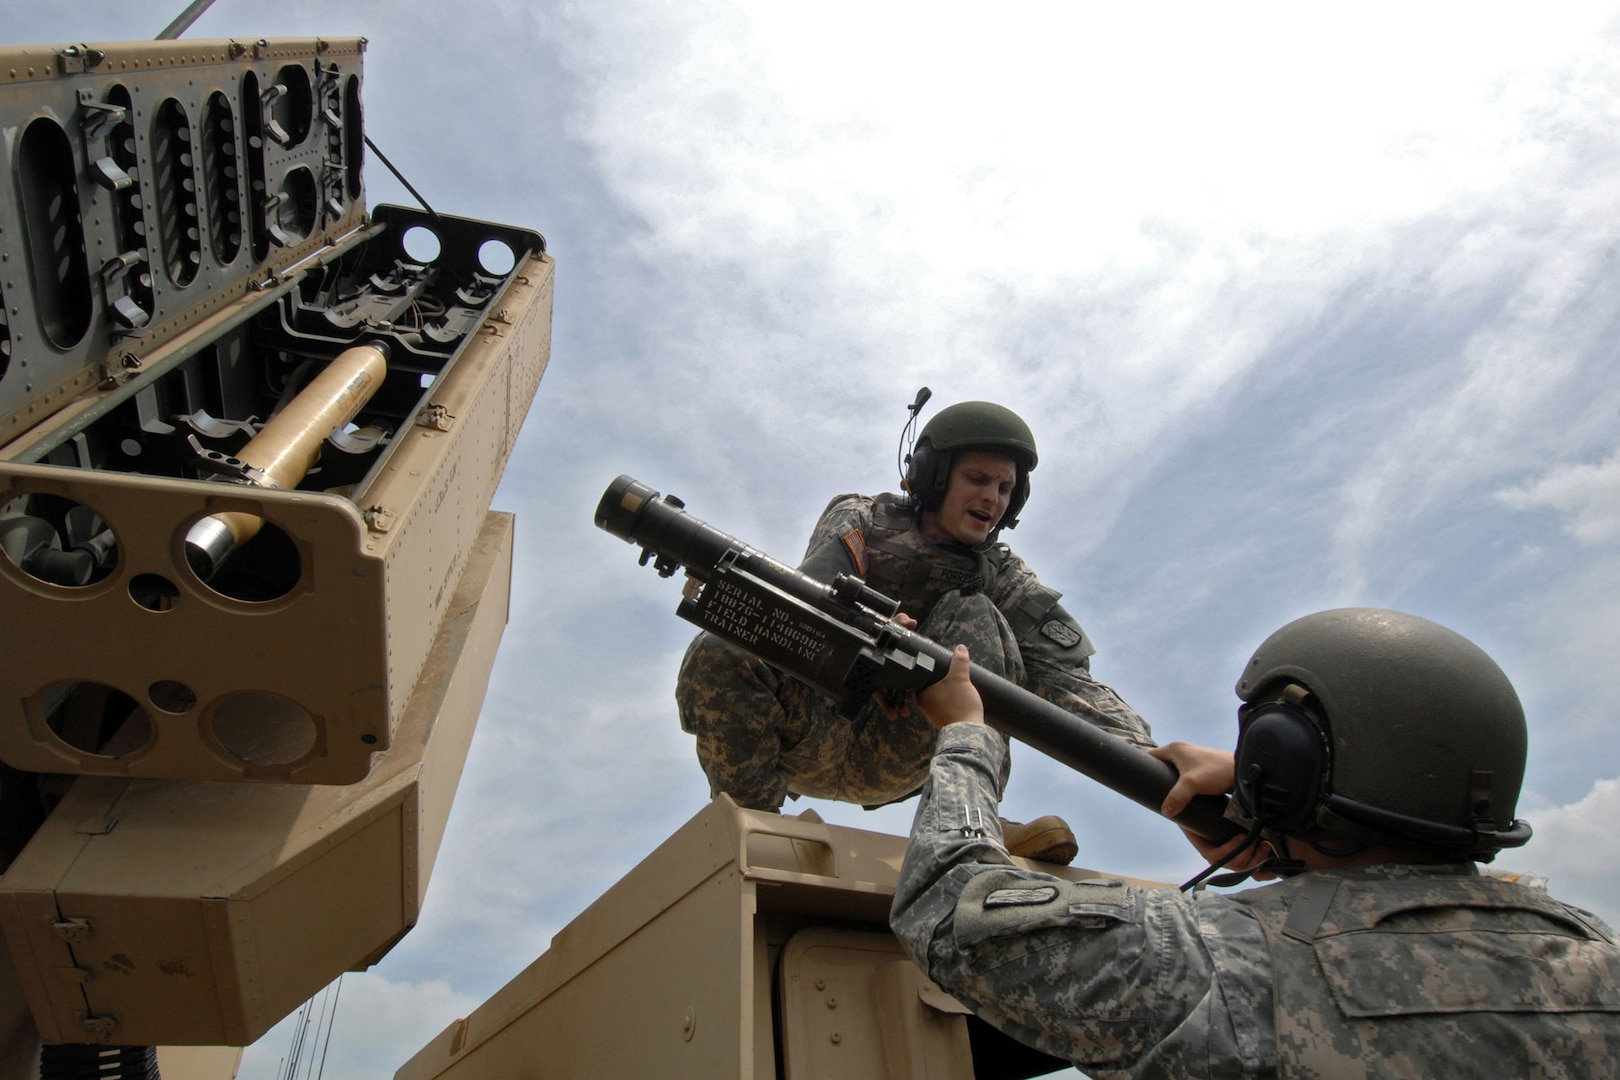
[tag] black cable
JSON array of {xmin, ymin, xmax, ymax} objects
[
  {"xmin": 364, "ymin": 136, "xmax": 446, "ymax": 229},
  {"xmin": 896, "ymin": 386, "xmax": 932, "ymax": 492},
  {"xmin": 1179, "ymin": 820, "xmax": 1265, "ymax": 892}
]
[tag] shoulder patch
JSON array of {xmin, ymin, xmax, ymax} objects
[
  {"xmin": 984, "ymin": 885, "xmax": 1060, "ymax": 908},
  {"xmin": 840, "ymin": 529, "xmax": 869, "ymax": 576},
  {"xmin": 1040, "ymin": 618, "xmax": 1082, "ymax": 648}
]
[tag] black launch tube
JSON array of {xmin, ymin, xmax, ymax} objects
[{"xmin": 596, "ymin": 475, "xmax": 1241, "ymax": 844}]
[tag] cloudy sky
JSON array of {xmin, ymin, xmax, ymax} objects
[{"xmin": 7, "ymin": 2, "xmax": 1620, "ymax": 1076}]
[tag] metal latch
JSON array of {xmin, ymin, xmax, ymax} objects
[
  {"xmin": 98, "ymin": 351, "xmax": 143, "ymax": 389},
  {"xmin": 417, "ymin": 403, "xmax": 454, "ymax": 431},
  {"xmin": 57, "ymin": 46, "xmax": 106, "ymax": 75},
  {"xmin": 79, "ymin": 1013, "xmax": 118, "ymax": 1042},
  {"xmin": 365, "ymin": 505, "xmax": 396, "ymax": 533}
]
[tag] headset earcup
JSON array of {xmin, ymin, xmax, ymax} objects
[
  {"xmin": 906, "ymin": 443, "xmax": 950, "ymax": 511},
  {"xmin": 1233, "ymin": 703, "xmax": 1329, "ymax": 836}
]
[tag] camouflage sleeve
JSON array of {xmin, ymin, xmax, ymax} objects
[
  {"xmin": 890, "ymin": 723, "xmax": 1277, "ymax": 1075},
  {"xmin": 796, "ymin": 493, "xmax": 874, "ymax": 582},
  {"xmin": 987, "ymin": 552, "xmax": 1155, "ymax": 747},
  {"xmin": 1022, "ymin": 602, "xmax": 1155, "ymax": 747}
]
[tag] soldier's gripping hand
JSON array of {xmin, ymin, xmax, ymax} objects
[
  {"xmin": 1149, "ymin": 741, "xmax": 1274, "ymax": 873},
  {"xmin": 916, "ymin": 644, "xmax": 986, "ymax": 729}
]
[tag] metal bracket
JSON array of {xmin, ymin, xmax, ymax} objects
[
  {"xmin": 417, "ymin": 403, "xmax": 454, "ymax": 431},
  {"xmin": 364, "ymin": 504, "xmax": 396, "ymax": 533},
  {"xmin": 110, "ymin": 295, "xmax": 151, "ymax": 330},
  {"xmin": 57, "ymin": 46, "xmax": 105, "ymax": 75},
  {"xmin": 74, "ymin": 814, "xmax": 118, "ymax": 836},
  {"xmin": 178, "ymin": 410, "xmax": 259, "ymax": 441},
  {"xmin": 186, "ymin": 435, "xmax": 273, "ymax": 487},
  {"xmin": 91, "ymin": 157, "xmax": 134, "ymax": 192},
  {"xmin": 79, "ymin": 1013, "xmax": 118, "ymax": 1042},
  {"xmin": 100, "ymin": 249, "xmax": 145, "ymax": 279},
  {"xmin": 98, "ymin": 352, "xmax": 143, "ymax": 389},
  {"xmin": 77, "ymin": 94, "xmax": 126, "ymax": 140}
]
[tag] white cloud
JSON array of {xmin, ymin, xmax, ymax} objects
[
  {"xmin": 237, "ymin": 973, "xmax": 480, "ymax": 1080},
  {"xmin": 1512, "ymin": 777, "xmax": 1620, "ymax": 929},
  {"xmin": 1499, "ymin": 454, "xmax": 1620, "ymax": 544},
  {"xmin": 540, "ymin": 1, "xmax": 1620, "ymax": 580}
]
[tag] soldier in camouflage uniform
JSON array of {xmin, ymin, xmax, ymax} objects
[
  {"xmin": 676, "ymin": 402, "xmax": 1151, "ymax": 857},
  {"xmin": 891, "ymin": 609, "xmax": 1620, "ymax": 1077}
]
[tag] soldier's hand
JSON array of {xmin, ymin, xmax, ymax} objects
[
  {"xmin": 875, "ymin": 613, "xmax": 927, "ymax": 720},
  {"xmin": 1149, "ymin": 741, "xmax": 1275, "ymax": 872},
  {"xmin": 875, "ymin": 688, "xmax": 918, "ymax": 720},
  {"xmin": 1148, "ymin": 741, "xmax": 1235, "ymax": 818},
  {"xmin": 916, "ymin": 644, "xmax": 985, "ymax": 729}
]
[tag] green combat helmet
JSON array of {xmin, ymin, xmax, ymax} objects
[
  {"xmin": 1231, "ymin": 607, "xmax": 1533, "ymax": 860},
  {"xmin": 904, "ymin": 401, "xmax": 1038, "ymax": 532}
]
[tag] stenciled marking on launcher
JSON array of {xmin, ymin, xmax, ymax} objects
[
  {"xmin": 700, "ymin": 578, "xmax": 833, "ymax": 662},
  {"xmin": 700, "ymin": 577, "xmax": 767, "ymax": 644}
]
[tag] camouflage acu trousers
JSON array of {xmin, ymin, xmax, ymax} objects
[{"xmin": 675, "ymin": 590, "xmax": 1022, "ymax": 809}]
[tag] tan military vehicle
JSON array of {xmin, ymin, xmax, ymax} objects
[
  {"xmin": 394, "ymin": 797, "xmax": 1121, "ymax": 1080},
  {"xmin": 0, "ymin": 33, "xmax": 552, "ymax": 1078}
]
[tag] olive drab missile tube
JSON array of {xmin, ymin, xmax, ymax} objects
[{"xmin": 0, "ymin": 35, "xmax": 552, "ymax": 1069}]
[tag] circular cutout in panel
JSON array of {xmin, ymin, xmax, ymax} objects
[
  {"xmin": 401, "ymin": 225, "xmax": 441, "ymax": 263},
  {"xmin": 185, "ymin": 514, "xmax": 303, "ymax": 603},
  {"xmin": 129, "ymin": 573, "xmax": 180, "ymax": 612},
  {"xmin": 477, "ymin": 238, "xmax": 516, "ymax": 277},
  {"xmin": 38, "ymin": 681, "xmax": 153, "ymax": 760},
  {"xmin": 269, "ymin": 63, "xmax": 314, "ymax": 147},
  {"xmin": 148, "ymin": 680, "xmax": 197, "ymax": 715},
  {"xmin": 0, "ymin": 495, "xmax": 118, "ymax": 588},
  {"xmin": 210, "ymin": 691, "xmax": 318, "ymax": 766}
]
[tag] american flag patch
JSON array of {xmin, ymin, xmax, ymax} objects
[{"xmin": 841, "ymin": 529, "xmax": 869, "ymax": 575}]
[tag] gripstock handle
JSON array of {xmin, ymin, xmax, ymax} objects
[{"xmin": 595, "ymin": 475, "xmax": 1242, "ymax": 844}]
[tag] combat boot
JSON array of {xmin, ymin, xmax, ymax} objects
[{"xmin": 1000, "ymin": 815, "xmax": 1078, "ymax": 864}]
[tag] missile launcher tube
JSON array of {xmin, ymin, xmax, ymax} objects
[{"xmin": 596, "ymin": 475, "xmax": 1241, "ymax": 844}]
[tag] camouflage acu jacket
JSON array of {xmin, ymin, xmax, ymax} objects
[
  {"xmin": 890, "ymin": 723, "xmax": 1620, "ymax": 1079},
  {"xmin": 1237, "ymin": 862, "xmax": 1620, "ymax": 1077},
  {"xmin": 798, "ymin": 493, "xmax": 1152, "ymax": 746}
]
